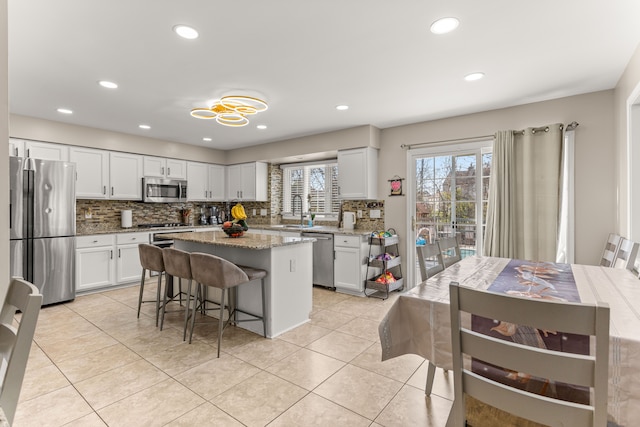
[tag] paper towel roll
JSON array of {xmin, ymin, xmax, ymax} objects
[{"xmin": 121, "ymin": 210, "xmax": 132, "ymax": 228}]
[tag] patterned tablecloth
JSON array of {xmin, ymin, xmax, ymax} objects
[{"xmin": 379, "ymin": 256, "xmax": 640, "ymax": 427}]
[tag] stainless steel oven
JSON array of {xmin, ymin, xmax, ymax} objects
[{"xmin": 142, "ymin": 177, "xmax": 188, "ymax": 203}]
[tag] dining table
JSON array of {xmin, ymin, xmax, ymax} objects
[{"xmin": 379, "ymin": 256, "xmax": 640, "ymax": 427}]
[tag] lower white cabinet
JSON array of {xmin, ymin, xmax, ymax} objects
[
  {"xmin": 334, "ymin": 234, "xmax": 367, "ymax": 295},
  {"xmin": 76, "ymin": 232, "xmax": 149, "ymax": 292}
]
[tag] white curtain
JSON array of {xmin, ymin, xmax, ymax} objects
[
  {"xmin": 556, "ymin": 129, "xmax": 575, "ymax": 263},
  {"xmin": 484, "ymin": 124, "xmax": 564, "ymax": 262}
]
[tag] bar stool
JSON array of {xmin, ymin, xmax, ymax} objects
[
  {"xmin": 189, "ymin": 252, "xmax": 267, "ymax": 357},
  {"xmin": 137, "ymin": 244, "xmax": 165, "ymax": 326},
  {"xmin": 161, "ymin": 247, "xmax": 197, "ymax": 339}
]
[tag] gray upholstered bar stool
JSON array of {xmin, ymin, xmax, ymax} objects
[
  {"xmin": 161, "ymin": 247, "xmax": 197, "ymax": 339},
  {"xmin": 137, "ymin": 243, "xmax": 166, "ymax": 326},
  {"xmin": 189, "ymin": 252, "xmax": 267, "ymax": 357}
]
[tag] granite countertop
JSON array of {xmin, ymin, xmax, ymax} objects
[
  {"xmin": 158, "ymin": 230, "xmax": 315, "ymax": 250},
  {"xmin": 77, "ymin": 223, "xmax": 376, "ymax": 237}
]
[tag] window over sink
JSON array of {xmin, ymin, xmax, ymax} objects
[{"xmin": 281, "ymin": 161, "xmax": 339, "ymax": 220}]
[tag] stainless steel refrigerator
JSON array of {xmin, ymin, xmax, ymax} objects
[{"xmin": 10, "ymin": 157, "xmax": 76, "ymax": 305}]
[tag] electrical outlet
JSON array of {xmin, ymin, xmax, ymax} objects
[
  {"xmin": 290, "ymin": 259, "xmax": 296, "ymax": 272},
  {"xmin": 84, "ymin": 208, "xmax": 92, "ymax": 219},
  {"xmin": 370, "ymin": 209, "xmax": 381, "ymax": 219},
  {"xmin": 252, "ymin": 209, "xmax": 256, "ymax": 216},
  {"xmin": 357, "ymin": 210, "xmax": 363, "ymax": 218},
  {"xmin": 260, "ymin": 209, "xmax": 267, "ymax": 216}
]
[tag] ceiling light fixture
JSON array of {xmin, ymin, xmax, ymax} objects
[
  {"xmin": 57, "ymin": 108, "xmax": 73, "ymax": 114},
  {"xmin": 98, "ymin": 80, "xmax": 118, "ymax": 89},
  {"xmin": 191, "ymin": 95, "xmax": 268, "ymax": 127},
  {"xmin": 464, "ymin": 72, "xmax": 485, "ymax": 81},
  {"xmin": 139, "ymin": 124, "xmax": 151, "ymax": 129},
  {"xmin": 173, "ymin": 25, "xmax": 199, "ymax": 39},
  {"xmin": 203, "ymin": 137, "xmax": 212, "ymax": 142},
  {"xmin": 336, "ymin": 105, "xmax": 349, "ymax": 111},
  {"xmin": 430, "ymin": 17, "xmax": 459, "ymax": 35},
  {"xmin": 256, "ymin": 124, "xmax": 267, "ymax": 130}
]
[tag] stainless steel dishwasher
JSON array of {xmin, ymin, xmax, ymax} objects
[{"xmin": 302, "ymin": 232, "xmax": 335, "ymax": 288}]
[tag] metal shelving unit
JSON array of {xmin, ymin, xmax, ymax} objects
[{"xmin": 365, "ymin": 233, "xmax": 404, "ymax": 299}]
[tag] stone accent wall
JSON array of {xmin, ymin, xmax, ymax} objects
[{"xmin": 76, "ymin": 162, "xmax": 385, "ymax": 231}]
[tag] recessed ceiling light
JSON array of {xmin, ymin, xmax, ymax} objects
[
  {"xmin": 464, "ymin": 72, "xmax": 485, "ymax": 81},
  {"xmin": 98, "ymin": 80, "xmax": 118, "ymax": 89},
  {"xmin": 336, "ymin": 105, "xmax": 349, "ymax": 111},
  {"xmin": 139, "ymin": 124, "xmax": 151, "ymax": 130},
  {"xmin": 173, "ymin": 25, "xmax": 199, "ymax": 39},
  {"xmin": 430, "ymin": 17, "xmax": 459, "ymax": 35},
  {"xmin": 256, "ymin": 124, "xmax": 267, "ymax": 130},
  {"xmin": 203, "ymin": 137, "xmax": 212, "ymax": 142},
  {"xmin": 57, "ymin": 108, "xmax": 73, "ymax": 114}
]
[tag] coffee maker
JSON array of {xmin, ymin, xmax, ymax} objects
[
  {"xmin": 209, "ymin": 206, "xmax": 221, "ymax": 224},
  {"xmin": 199, "ymin": 206, "xmax": 208, "ymax": 225}
]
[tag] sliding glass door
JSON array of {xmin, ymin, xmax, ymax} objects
[{"xmin": 408, "ymin": 140, "xmax": 492, "ymax": 286}]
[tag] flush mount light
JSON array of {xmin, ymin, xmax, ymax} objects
[
  {"xmin": 203, "ymin": 137, "xmax": 212, "ymax": 142},
  {"xmin": 98, "ymin": 80, "xmax": 118, "ymax": 89},
  {"xmin": 336, "ymin": 105, "xmax": 349, "ymax": 111},
  {"xmin": 57, "ymin": 108, "xmax": 73, "ymax": 114},
  {"xmin": 191, "ymin": 95, "xmax": 268, "ymax": 127},
  {"xmin": 256, "ymin": 124, "xmax": 267, "ymax": 130},
  {"xmin": 139, "ymin": 124, "xmax": 151, "ymax": 130},
  {"xmin": 430, "ymin": 17, "xmax": 459, "ymax": 35},
  {"xmin": 173, "ymin": 25, "xmax": 199, "ymax": 39},
  {"xmin": 464, "ymin": 72, "xmax": 485, "ymax": 81}
]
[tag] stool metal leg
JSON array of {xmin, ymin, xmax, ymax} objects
[
  {"xmin": 260, "ymin": 279, "xmax": 267, "ymax": 338},
  {"xmin": 217, "ymin": 289, "xmax": 227, "ymax": 358},
  {"xmin": 137, "ymin": 267, "xmax": 147, "ymax": 319}
]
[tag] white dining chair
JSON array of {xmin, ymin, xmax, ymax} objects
[
  {"xmin": 612, "ymin": 237, "xmax": 639, "ymax": 271},
  {"xmin": 437, "ymin": 236, "xmax": 462, "ymax": 268},
  {"xmin": 600, "ymin": 233, "xmax": 622, "ymax": 267},
  {"xmin": 416, "ymin": 242, "xmax": 444, "ymax": 282},
  {"xmin": 0, "ymin": 278, "xmax": 43, "ymax": 425},
  {"xmin": 448, "ymin": 282, "xmax": 609, "ymax": 427}
]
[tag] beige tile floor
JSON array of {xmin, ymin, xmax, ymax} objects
[{"xmin": 14, "ymin": 281, "xmax": 454, "ymax": 427}]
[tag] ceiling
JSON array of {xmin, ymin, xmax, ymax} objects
[{"xmin": 8, "ymin": 1, "xmax": 640, "ymax": 151}]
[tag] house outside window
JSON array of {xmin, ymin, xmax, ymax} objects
[{"xmin": 281, "ymin": 162, "xmax": 339, "ymax": 220}]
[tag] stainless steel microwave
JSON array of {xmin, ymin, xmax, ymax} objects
[{"xmin": 142, "ymin": 177, "xmax": 188, "ymax": 203}]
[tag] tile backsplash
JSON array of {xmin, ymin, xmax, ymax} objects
[{"xmin": 76, "ymin": 163, "xmax": 385, "ymax": 232}]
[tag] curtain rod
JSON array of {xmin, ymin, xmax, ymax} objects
[{"xmin": 401, "ymin": 121, "xmax": 579, "ymax": 149}]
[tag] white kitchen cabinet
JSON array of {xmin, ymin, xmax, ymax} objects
[
  {"xmin": 143, "ymin": 156, "xmax": 187, "ymax": 179},
  {"xmin": 337, "ymin": 147, "xmax": 378, "ymax": 200},
  {"xmin": 70, "ymin": 147, "xmax": 110, "ymax": 199},
  {"xmin": 334, "ymin": 234, "xmax": 367, "ymax": 295},
  {"xmin": 9, "ymin": 138, "xmax": 69, "ymax": 161},
  {"xmin": 226, "ymin": 162, "xmax": 267, "ymax": 201},
  {"xmin": 187, "ymin": 162, "xmax": 226, "ymax": 202},
  {"xmin": 76, "ymin": 234, "xmax": 116, "ymax": 292},
  {"xmin": 109, "ymin": 152, "xmax": 143, "ymax": 200},
  {"xmin": 115, "ymin": 233, "xmax": 148, "ymax": 283},
  {"xmin": 76, "ymin": 232, "xmax": 149, "ymax": 293}
]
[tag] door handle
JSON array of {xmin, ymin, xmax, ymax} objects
[
  {"xmin": 118, "ymin": 249, "xmax": 121, "ymax": 258},
  {"xmin": 110, "ymin": 250, "xmax": 113, "ymax": 259},
  {"xmin": 161, "ymin": 167, "xmax": 165, "ymax": 175},
  {"xmin": 103, "ymin": 186, "xmax": 106, "ymax": 195},
  {"xmin": 167, "ymin": 167, "xmax": 170, "ymax": 176},
  {"xmin": 111, "ymin": 187, "xmax": 114, "ymax": 196}
]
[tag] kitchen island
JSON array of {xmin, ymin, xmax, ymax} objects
[{"xmin": 159, "ymin": 230, "xmax": 314, "ymax": 338}]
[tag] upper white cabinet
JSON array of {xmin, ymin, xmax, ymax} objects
[
  {"xmin": 143, "ymin": 156, "xmax": 187, "ymax": 179},
  {"xmin": 226, "ymin": 162, "xmax": 267, "ymax": 201},
  {"xmin": 70, "ymin": 147, "xmax": 110, "ymax": 199},
  {"xmin": 9, "ymin": 138, "xmax": 69, "ymax": 161},
  {"xmin": 187, "ymin": 162, "xmax": 226, "ymax": 202},
  {"xmin": 337, "ymin": 147, "xmax": 378, "ymax": 200},
  {"xmin": 70, "ymin": 147, "xmax": 142, "ymax": 200},
  {"xmin": 109, "ymin": 152, "xmax": 143, "ymax": 199}
]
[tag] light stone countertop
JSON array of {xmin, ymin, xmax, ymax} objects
[
  {"xmin": 76, "ymin": 223, "xmax": 377, "ymax": 237},
  {"xmin": 158, "ymin": 230, "xmax": 315, "ymax": 250}
]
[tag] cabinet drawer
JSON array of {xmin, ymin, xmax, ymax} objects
[
  {"xmin": 116, "ymin": 232, "xmax": 149, "ymax": 245},
  {"xmin": 76, "ymin": 234, "xmax": 115, "ymax": 248},
  {"xmin": 334, "ymin": 234, "xmax": 362, "ymax": 248}
]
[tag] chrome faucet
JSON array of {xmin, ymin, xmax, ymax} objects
[{"xmin": 293, "ymin": 194, "xmax": 304, "ymax": 226}]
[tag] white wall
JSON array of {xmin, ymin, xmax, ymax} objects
[
  {"xmin": 614, "ymin": 43, "xmax": 640, "ymax": 240},
  {"xmin": 379, "ymin": 90, "xmax": 616, "ymax": 266},
  {"xmin": 10, "ymin": 114, "xmax": 227, "ymax": 164}
]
